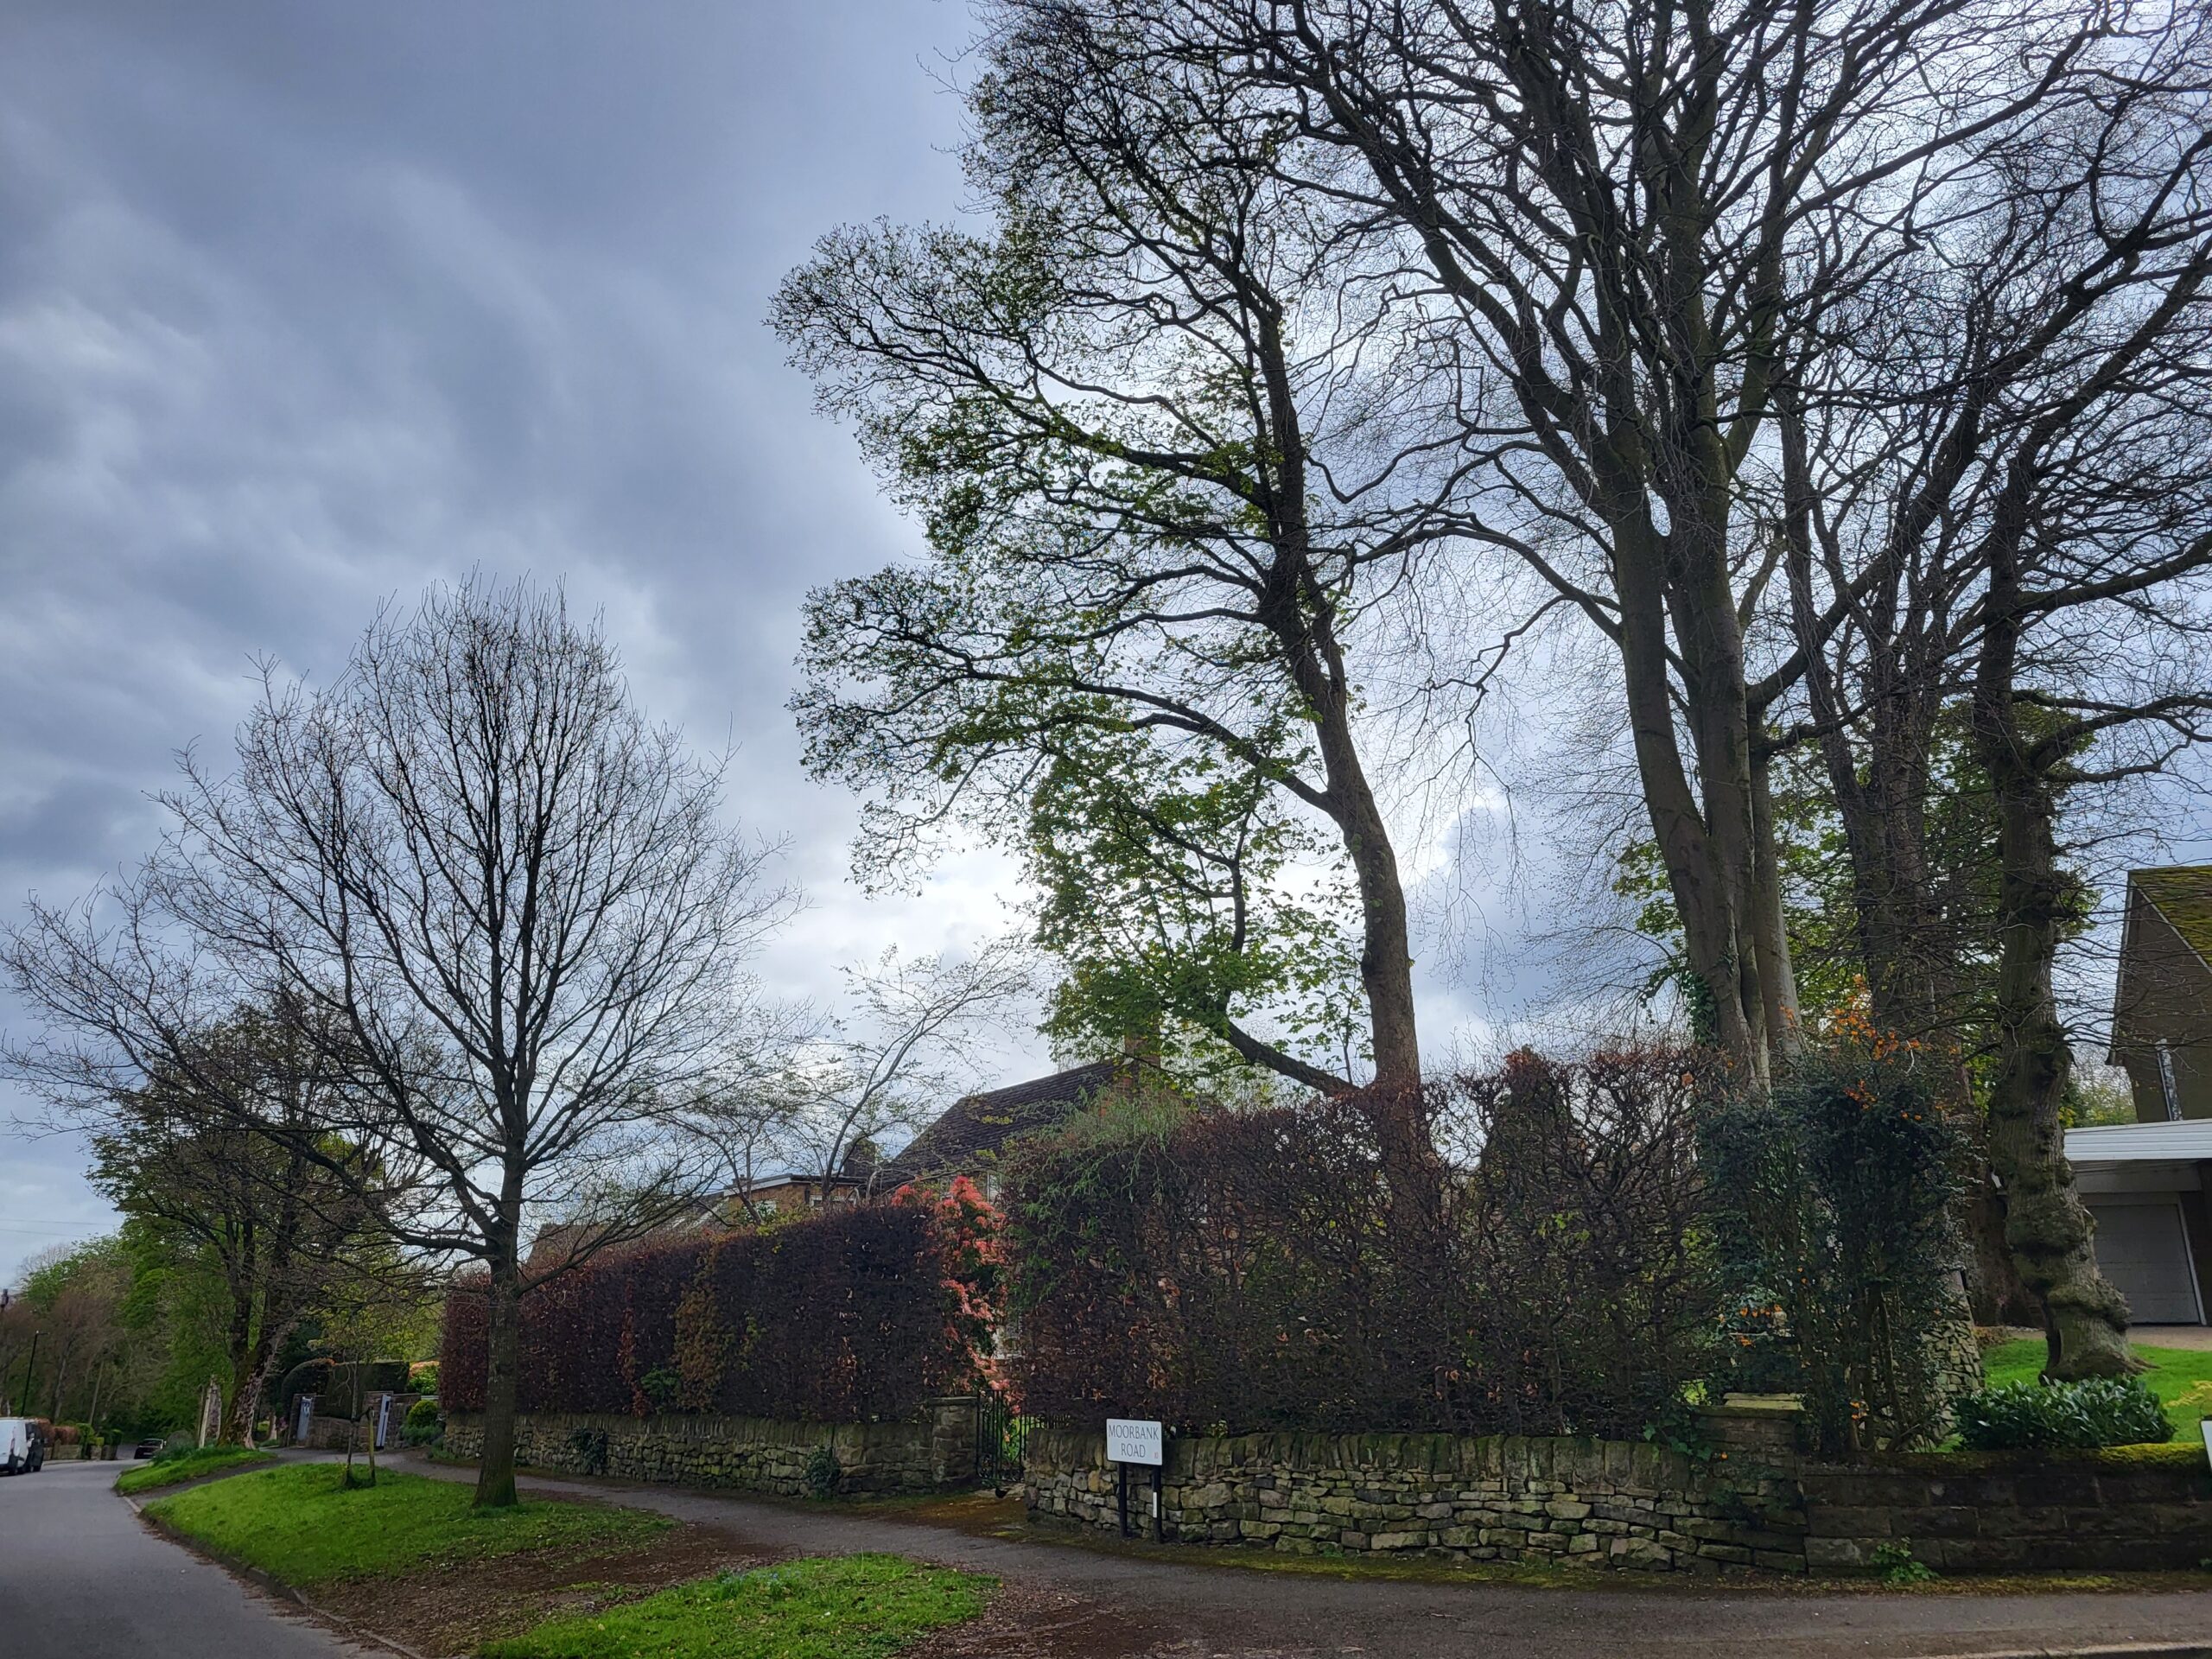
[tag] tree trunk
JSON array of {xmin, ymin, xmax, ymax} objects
[
  {"xmin": 233, "ymin": 1315, "xmax": 301, "ymax": 1451},
  {"xmin": 1973, "ymin": 591, "xmax": 2133, "ymax": 1378},
  {"xmin": 223, "ymin": 1277, "xmax": 260, "ymax": 1446},
  {"xmin": 475, "ymin": 1252, "xmax": 524, "ymax": 1509},
  {"xmin": 1748, "ymin": 748, "xmax": 1803, "ymax": 1059}
]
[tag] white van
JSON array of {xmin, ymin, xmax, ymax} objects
[{"xmin": 0, "ymin": 1418, "xmax": 45, "ymax": 1474}]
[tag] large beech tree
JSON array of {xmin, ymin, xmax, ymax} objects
[
  {"xmin": 4, "ymin": 579, "xmax": 792, "ymax": 1504},
  {"xmin": 1085, "ymin": 0, "xmax": 2121, "ymax": 1079},
  {"xmin": 1775, "ymin": 53, "xmax": 2212, "ymax": 1373},
  {"xmin": 775, "ymin": 10, "xmax": 1506, "ymax": 1180}
]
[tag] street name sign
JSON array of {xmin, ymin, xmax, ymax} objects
[{"xmin": 1107, "ymin": 1417, "xmax": 1163, "ymax": 1465}]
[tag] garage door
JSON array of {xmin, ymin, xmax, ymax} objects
[{"xmin": 2088, "ymin": 1201, "xmax": 2203, "ymax": 1325}]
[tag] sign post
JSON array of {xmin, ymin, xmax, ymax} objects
[{"xmin": 1106, "ymin": 1418, "xmax": 1165, "ymax": 1543}]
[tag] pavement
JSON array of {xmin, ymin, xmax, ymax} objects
[
  {"xmin": 3, "ymin": 1449, "xmax": 2208, "ymax": 1658},
  {"xmin": 0, "ymin": 1458, "xmax": 365, "ymax": 1659}
]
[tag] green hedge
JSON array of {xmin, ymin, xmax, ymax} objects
[{"xmin": 1954, "ymin": 1376, "xmax": 2174, "ymax": 1451}]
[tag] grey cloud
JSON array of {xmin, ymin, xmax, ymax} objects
[{"xmin": 0, "ymin": 1, "xmax": 1553, "ymax": 1286}]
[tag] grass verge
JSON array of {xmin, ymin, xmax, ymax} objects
[
  {"xmin": 144, "ymin": 1464, "xmax": 669, "ymax": 1587},
  {"xmin": 1981, "ymin": 1337, "xmax": 2212, "ymax": 1438},
  {"xmin": 480, "ymin": 1555, "xmax": 995, "ymax": 1659},
  {"xmin": 115, "ymin": 1446, "xmax": 276, "ymax": 1495}
]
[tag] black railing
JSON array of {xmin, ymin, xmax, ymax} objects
[{"xmin": 976, "ymin": 1389, "xmax": 1038, "ymax": 1491}]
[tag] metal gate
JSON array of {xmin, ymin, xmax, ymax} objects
[{"xmin": 976, "ymin": 1389, "xmax": 1038, "ymax": 1491}]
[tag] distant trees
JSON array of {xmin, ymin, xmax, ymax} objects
[
  {"xmin": 86, "ymin": 1011, "xmax": 389, "ymax": 1443},
  {"xmin": 4, "ymin": 577, "xmax": 796, "ymax": 1503},
  {"xmin": 5, "ymin": 1239, "xmax": 129, "ymax": 1425}
]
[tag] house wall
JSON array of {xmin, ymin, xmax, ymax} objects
[
  {"xmin": 1022, "ymin": 1409, "xmax": 2212, "ymax": 1576},
  {"xmin": 2184, "ymin": 1175, "xmax": 2212, "ymax": 1318},
  {"xmin": 2113, "ymin": 890, "xmax": 2212, "ymax": 1122},
  {"xmin": 442, "ymin": 1398, "xmax": 978, "ymax": 1497}
]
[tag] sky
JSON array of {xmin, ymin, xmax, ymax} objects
[
  {"xmin": 12, "ymin": 7, "xmax": 2193, "ymax": 1292},
  {"xmin": 0, "ymin": 1, "xmax": 1537, "ymax": 1287}
]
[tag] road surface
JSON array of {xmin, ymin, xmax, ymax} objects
[{"xmin": 0, "ymin": 1459, "xmax": 363, "ymax": 1659}]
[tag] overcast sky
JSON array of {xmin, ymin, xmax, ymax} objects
[
  {"xmin": 0, "ymin": 2, "xmax": 1547, "ymax": 1286},
  {"xmin": 16, "ymin": 7, "xmax": 2193, "ymax": 1291}
]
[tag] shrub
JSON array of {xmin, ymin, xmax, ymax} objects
[
  {"xmin": 804, "ymin": 1442, "xmax": 841, "ymax": 1497},
  {"xmin": 400, "ymin": 1397, "xmax": 443, "ymax": 1447},
  {"xmin": 1954, "ymin": 1377, "xmax": 2174, "ymax": 1451},
  {"xmin": 1007, "ymin": 1049, "xmax": 1725, "ymax": 1439},
  {"xmin": 1698, "ymin": 1026, "xmax": 1967, "ymax": 1456},
  {"xmin": 441, "ymin": 1192, "xmax": 997, "ymax": 1421},
  {"xmin": 1872, "ymin": 1540, "xmax": 1937, "ymax": 1585},
  {"xmin": 566, "ymin": 1426, "xmax": 610, "ymax": 1475}
]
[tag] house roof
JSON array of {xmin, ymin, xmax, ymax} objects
[
  {"xmin": 2064, "ymin": 1120, "xmax": 2212, "ymax": 1165},
  {"xmin": 884, "ymin": 1058, "xmax": 1127, "ymax": 1183},
  {"xmin": 2133, "ymin": 865, "xmax": 2212, "ymax": 969}
]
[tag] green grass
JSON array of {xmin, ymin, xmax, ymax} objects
[
  {"xmin": 1980, "ymin": 1337, "xmax": 2212, "ymax": 1438},
  {"xmin": 480, "ymin": 1555, "xmax": 995, "ymax": 1659},
  {"xmin": 115, "ymin": 1446, "xmax": 276, "ymax": 1495},
  {"xmin": 144, "ymin": 1464, "xmax": 669, "ymax": 1587}
]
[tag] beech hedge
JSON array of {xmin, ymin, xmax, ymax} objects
[
  {"xmin": 441, "ymin": 1189, "xmax": 995, "ymax": 1421},
  {"xmin": 1004, "ymin": 1050, "xmax": 1726, "ymax": 1440}
]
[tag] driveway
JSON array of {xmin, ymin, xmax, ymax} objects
[
  {"xmin": 397, "ymin": 1454, "xmax": 2212, "ymax": 1659},
  {"xmin": 0, "ymin": 1459, "xmax": 366, "ymax": 1659}
]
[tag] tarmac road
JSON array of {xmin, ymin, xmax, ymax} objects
[{"xmin": 0, "ymin": 1459, "xmax": 364, "ymax": 1659}]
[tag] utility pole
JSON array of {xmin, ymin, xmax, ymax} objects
[{"xmin": 16, "ymin": 1330, "xmax": 39, "ymax": 1419}]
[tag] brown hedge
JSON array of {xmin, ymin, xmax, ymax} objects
[
  {"xmin": 1004, "ymin": 1049, "xmax": 1726, "ymax": 1439},
  {"xmin": 440, "ymin": 1196, "xmax": 987, "ymax": 1421}
]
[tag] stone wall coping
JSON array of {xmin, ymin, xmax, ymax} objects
[{"xmin": 1703, "ymin": 1394, "xmax": 1806, "ymax": 1418}]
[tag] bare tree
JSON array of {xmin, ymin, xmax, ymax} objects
[
  {"xmin": 770, "ymin": 942, "xmax": 1036, "ymax": 1201},
  {"xmin": 3, "ymin": 577, "xmax": 796, "ymax": 1504},
  {"xmin": 662, "ymin": 999, "xmax": 823, "ymax": 1215}
]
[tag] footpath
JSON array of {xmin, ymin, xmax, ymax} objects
[{"xmin": 388, "ymin": 1452, "xmax": 2212, "ymax": 1659}]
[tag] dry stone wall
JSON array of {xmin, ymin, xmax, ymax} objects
[
  {"xmin": 1801, "ymin": 1459, "xmax": 2212, "ymax": 1573},
  {"xmin": 1024, "ymin": 1402, "xmax": 2212, "ymax": 1577},
  {"xmin": 444, "ymin": 1396, "xmax": 977, "ymax": 1497},
  {"xmin": 1025, "ymin": 1405, "xmax": 1808, "ymax": 1574}
]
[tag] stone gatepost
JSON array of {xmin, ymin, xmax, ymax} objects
[
  {"xmin": 1696, "ymin": 1393, "xmax": 1807, "ymax": 1462},
  {"xmin": 922, "ymin": 1395, "xmax": 980, "ymax": 1487}
]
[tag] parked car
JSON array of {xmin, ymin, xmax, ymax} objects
[{"xmin": 0, "ymin": 1418, "xmax": 45, "ymax": 1475}]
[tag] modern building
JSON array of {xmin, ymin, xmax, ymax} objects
[{"xmin": 2062, "ymin": 865, "xmax": 2212, "ymax": 1327}]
